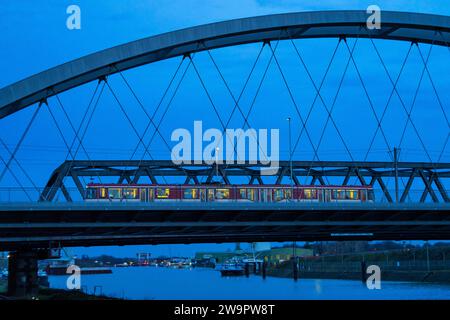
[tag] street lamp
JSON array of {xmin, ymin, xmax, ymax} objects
[
  {"xmin": 215, "ymin": 147, "xmax": 220, "ymax": 181},
  {"xmin": 286, "ymin": 117, "xmax": 293, "ymax": 189}
]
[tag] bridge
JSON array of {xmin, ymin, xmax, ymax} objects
[{"xmin": 0, "ymin": 10, "xmax": 449, "ymax": 296}]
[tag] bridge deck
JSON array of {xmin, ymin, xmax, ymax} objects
[{"xmin": 0, "ymin": 203, "xmax": 450, "ymax": 249}]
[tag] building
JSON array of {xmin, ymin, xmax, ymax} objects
[{"xmin": 195, "ymin": 247, "xmax": 313, "ymax": 264}]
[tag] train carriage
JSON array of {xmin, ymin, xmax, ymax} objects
[{"xmin": 85, "ymin": 184, "xmax": 374, "ymax": 203}]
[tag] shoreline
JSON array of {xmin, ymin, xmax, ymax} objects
[
  {"xmin": 0, "ymin": 279, "xmax": 118, "ymax": 300},
  {"xmin": 267, "ymin": 268, "xmax": 450, "ymax": 284}
]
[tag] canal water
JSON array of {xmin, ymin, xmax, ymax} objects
[{"xmin": 48, "ymin": 267, "xmax": 450, "ymax": 300}]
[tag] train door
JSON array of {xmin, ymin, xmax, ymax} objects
[
  {"xmin": 208, "ymin": 189, "xmax": 215, "ymax": 202},
  {"xmin": 324, "ymin": 189, "xmax": 331, "ymax": 202},
  {"xmin": 318, "ymin": 189, "xmax": 323, "ymax": 202},
  {"xmin": 260, "ymin": 189, "xmax": 268, "ymax": 202},
  {"xmin": 200, "ymin": 188, "xmax": 207, "ymax": 202},
  {"xmin": 148, "ymin": 188, "xmax": 154, "ymax": 202},
  {"xmin": 360, "ymin": 189, "xmax": 367, "ymax": 202},
  {"xmin": 140, "ymin": 188, "xmax": 147, "ymax": 202}
]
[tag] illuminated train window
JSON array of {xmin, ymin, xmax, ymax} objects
[
  {"xmin": 333, "ymin": 190, "xmax": 349, "ymax": 200},
  {"xmin": 347, "ymin": 190, "xmax": 359, "ymax": 200},
  {"xmin": 247, "ymin": 189, "xmax": 255, "ymax": 201},
  {"xmin": 273, "ymin": 189, "xmax": 284, "ymax": 201},
  {"xmin": 99, "ymin": 188, "xmax": 108, "ymax": 199},
  {"xmin": 123, "ymin": 188, "xmax": 139, "ymax": 199},
  {"xmin": 183, "ymin": 188, "xmax": 198, "ymax": 199},
  {"xmin": 108, "ymin": 188, "xmax": 121, "ymax": 199},
  {"xmin": 285, "ymin": 189, "xmax": 292, "ymax": 199},
  {"xmin": 156, "ymin": 188, "xmax": 170, "ymax": 198},
  {"xmin": 215, "ymin": 189, "xmax": 230, "ymax": 199},
  {"xmin": 303, "ymin": 189, "xmax": 317, "ymax": 199},
  {"xmin": 86, "ymin": 188, "xmax": 97, "ymax": 199},
  {"xmin": 239, "ymin": 189, "xmax": 246, "ymax": 198}
]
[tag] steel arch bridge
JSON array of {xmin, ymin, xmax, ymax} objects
[
  {"xmin": 1, "ymin": 10, "xmax": 449, "ymax": 117},
  {"xmin": 0, "ymin": 10, "xmax": 450, "ymax": 251}
]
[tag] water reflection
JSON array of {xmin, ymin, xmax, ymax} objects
[{"xmin": 48, "ymin": 267, "xmax": 450, "ymax": 300}]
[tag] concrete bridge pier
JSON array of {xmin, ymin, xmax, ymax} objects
[{"xmin": 7, "ymin": 250, "xmax": 39, "ymax": 298}]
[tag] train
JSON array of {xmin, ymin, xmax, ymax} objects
[{"xmin": 85, "ymin": 183, "xmax": 374, "ymax": 203}]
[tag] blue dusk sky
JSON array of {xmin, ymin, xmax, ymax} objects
[{"xmin": 0, "ymin": 1, "xmax": 449, "ymax": 257}]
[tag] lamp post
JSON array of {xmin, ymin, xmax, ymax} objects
[
  {"xmin": 215, "ymin": 147, "xmax": 220, "ymax": 181},
  {"xmin": 287, "ymin": 117, "xmax": 293, "ymax": 189}
]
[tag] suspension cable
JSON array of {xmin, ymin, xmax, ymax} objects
[
  {"xmin": 136, "ymin": 57, "xmax": 192, "ymax": 180},
  {"xmin": 290, "ymin": 38, "xmax": 353, "ymax": 163},
  {"xmin": 343, "ymin": 38, "xmax": 392, "ymax": 156},
  {"xmin": 0, "ymin": 102, "xmax": 42, "ymax": 184},
  {"xmin": 268, "ymin": 42, "xmax": 321, "ymax": 167},
  {"xmin": 363, "ymin": 39, "xmax": 413, "ymax": 161},
  {"xmin": 0, "ymin": 154, "xmax": 32, "ymax": 201},
  {"xmin": 362, "ymin": 38, "xmax": 415, "ymax": 201},
  {"xmin": 397, "ymin": 43, "xmax": 434, "ymax": 163},
  {"xmin": 129, "ymin": 57, "xmax": 185, "ymax": 161},
  {"xmin": 231, "ymin": 40, "xmax": 281, "ymax": 183},
  {"xmin": 70, "ymin": 81, "xmax": 106, "ymax": 186},
  {"xmin": 206, "ymin": 45, "xmax": 269, "ymax": 165},
  {"xmin": 304, "ymin": 38, "xmax": 359, "ymax": 185},
  {"xmin": 54, "ymin": 81, "xmax": 106, "ymax": 191},
  {"xmin": 120, "ymin": 71, "xmax": 173, "ymax": 153},
  {"xmin": 0, "ymin": 137, "xmax": 39, "ymax": 193},
  {"xmin": 105, "ymin": 81, "xmax": 152, "ymax": 159},
  {"xmin": 416, "ymin": 42, "xmax": 450, "ymax": 129}
]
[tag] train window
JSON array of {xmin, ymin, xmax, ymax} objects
[
  {"xmin": 86, "ymin": 188, "xmax": 97, "ymax": 199},
  {"xmin": 247, "ymin": 189, "xmax": 255, "ymax": 201},
  {"xmin": 123, "ymin": 188, "xmax": 139, "ymax": 199},
  {"xmin": 200, "ymin": 189, "xmax": 206, "ymax": 201},
  {"xmin": 140, "ymin": 189, "xmax": 147, "ymax": 202},
  {"xmin": 346, "ymin": 190, "xmax": 359, "ymax": 200},
  {"xmin": 99, "ymin": 188, "xmax": 108, "ymax": 199},
  {"xmin": 208, "ymin": 189, "xmax": 215, "ymax": 201},
  {"xmin": 215, "ymin": 188, "xmax": 230, "ymax": 199},
  {"xmin": 274, "ymin": 189, "xmax": 284, "ymax": 201},
  {"xmin": 148, "ymin": 188, "xmax": 154, "ymax": 200},
  {"xmin": 303, "ymin": 189, "xmax": 317, "ymax": 199},
  {"xmin": 285, "ymin": 189, "xmax": 292, "ymax": 199},
  {"xmin": 156, "ymin": 188, "xmax": 170, "ymax": 199},
  {"xmin": 239, "ymin": 189, "xmax": 246, "ymax": 199},
  {"xmin": 183, "ymin": 188, "xmax": 198, "ymax": 199},
  {"xmin": 333, "ymin": 190, "xmax": 347, "ymax": 200},
  {"xmin": 108, "ymin": 188, "xmax": 121, "ymax": 199}
]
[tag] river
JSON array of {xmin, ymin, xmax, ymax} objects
[{"xmin": 48, "ymin": 267, "xmax": 450, "ymax": 300}]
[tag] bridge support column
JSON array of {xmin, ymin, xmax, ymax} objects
[
  {"xmin": 293, "ymin": 257, "xmax": 299, "ymax": 281},
  {"xmin": 7, "ymin": 250, "xmax": 39, "ymax": 298}
]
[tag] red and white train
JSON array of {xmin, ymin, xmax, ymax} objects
[{"xmin": 85, "ymin": 183, "xmax": 374, "ymax": 203}]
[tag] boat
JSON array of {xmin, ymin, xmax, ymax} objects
[
  {"xmin": 216, "ymin": 257, "xmax": 245, "ymax": 276},
  {"xmin": 38, "ymin": 270, "xmax": 47, "ymax": 277},
  {"xmin": 46, "ymin": 265, "xmax": 112, "ymax": 275},
  {"xmin": 45, "ymin": 258, "xmax": 112, "ymax": 276}
]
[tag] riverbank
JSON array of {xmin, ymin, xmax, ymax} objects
[{"xmin": 0, "ymin": 279, "xmax": 118, "ymax": 300}]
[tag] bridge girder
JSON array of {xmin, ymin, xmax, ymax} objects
[{"xmin": 39, "ymin": 160, "xmax": 450, "ymax": 203}]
